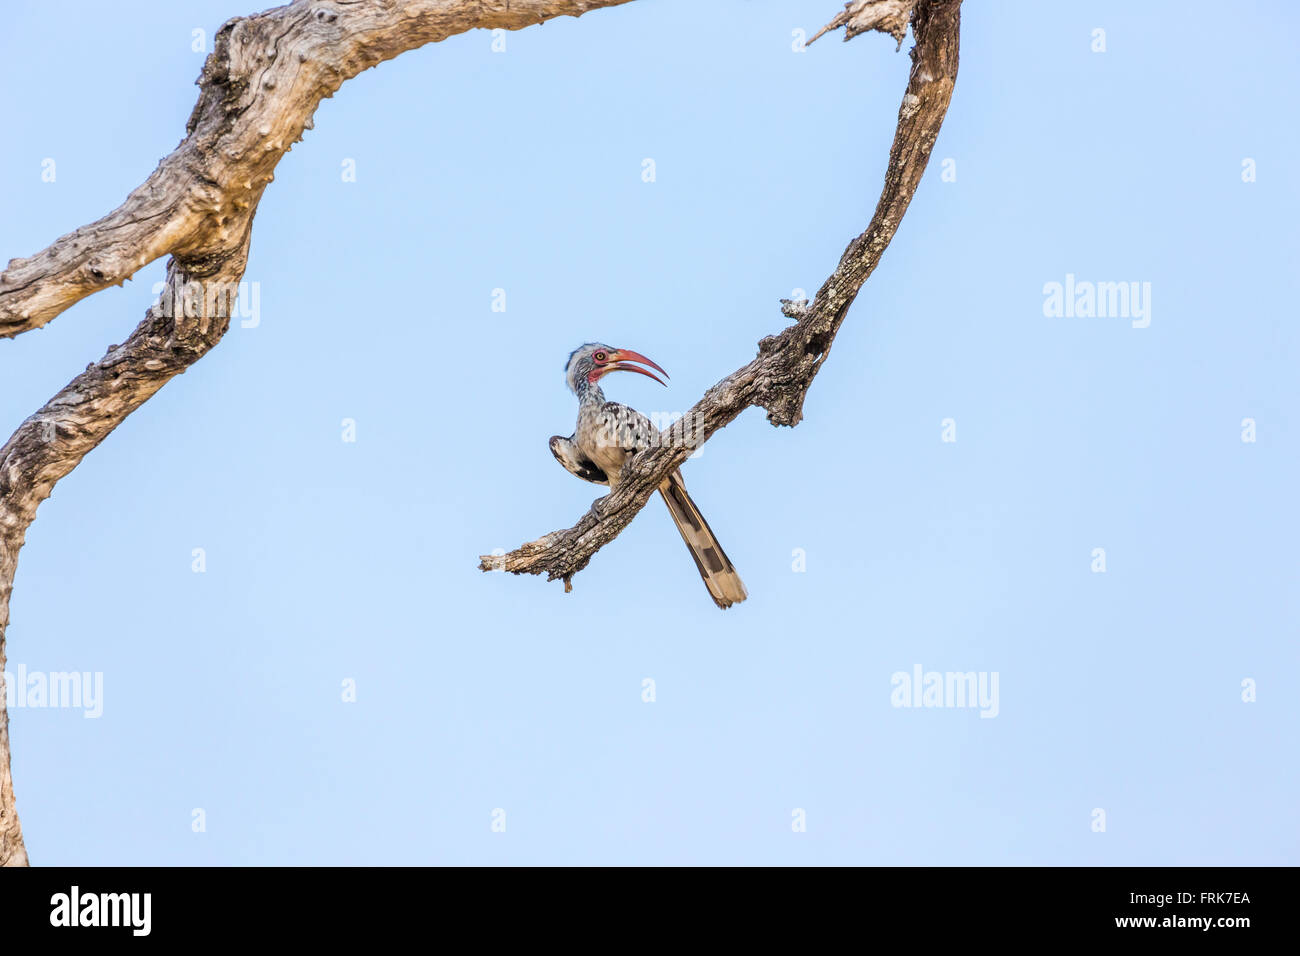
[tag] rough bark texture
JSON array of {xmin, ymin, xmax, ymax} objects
[
  {"xmin": 0, "ymin": 0, "xmax": 634, "ymax": 868},
  {"xmin": 0, "ymin": 541, "xmax": 23, "ymax": 866},
  {"xmin": 481, "ymin": 0, "xmax": 961, "ymax": 590},
  {"xmin": 810, "ymin": 0, "xmax": 918, "ymax": 48},
  {"xmin": 0, "ymin": 0, "xmax": 632, "ymax": 339}
]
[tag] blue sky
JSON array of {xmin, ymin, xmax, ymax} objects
[{"xmin": 1, "ymin": 0, "xmax": 1296, "ymax": 865}]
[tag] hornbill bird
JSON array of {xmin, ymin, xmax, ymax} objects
[{"xmin": 549, "ymin": 343, "xmax": 748, "ymax": 609}]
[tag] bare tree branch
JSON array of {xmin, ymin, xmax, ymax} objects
[
  {"xmin": 809, "ymin": 0, "xmax": 917, "ymax": 48},
  {"xmin": 0, "ymin": 0, "xmax": 635, "ymax": 869},
  {"xmin": 481, "ymin": 0, "xmax": 961, "ymax": 590},
  {"xmin": 0, "ymin": 0, "xmax": 634, "ymax": 339}
]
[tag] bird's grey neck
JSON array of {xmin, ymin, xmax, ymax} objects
[{"xmin": 576, "ymin": 379, "xmax": 605, "ymax": 406}]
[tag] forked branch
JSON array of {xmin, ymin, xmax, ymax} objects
[{"xmin": 0, "ymin": 0, "xmax": 635, "ymax": 870}]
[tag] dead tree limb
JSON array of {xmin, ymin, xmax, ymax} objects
[
  {"xmin": 0, "ymin": 0, "xmax": 634, "ymax": 869},
  {"xmin": 481, "ymin": 0, "xmax": 961, "ymax": 589},
  {"xmin": 0, "ymin": 0, "xmax": 633, "ymax": 340},
  {"xmin": 810, "ymin": 0, "xmax": 917, "ymax": 48}
]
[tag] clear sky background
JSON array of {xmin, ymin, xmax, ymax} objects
[{"xmin": 1, "ymin": 0, "xmax": 1296, "ymax": 865}]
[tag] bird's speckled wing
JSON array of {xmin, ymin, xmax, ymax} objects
[
  {"xmin": 574, "ymin": 401, "xmax": 660, "ymax": 486},
  {"xmin": 598, "ymin": 401, "xmax": 658, "ymax": 451}
]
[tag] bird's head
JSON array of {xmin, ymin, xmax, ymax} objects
[{"xmin": 564, "ymin": 343, "xmax": 669, "ymax": 395}]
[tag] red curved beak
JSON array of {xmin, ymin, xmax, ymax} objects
[{"xmin": 599, "ymin": 348, "xmax": 669, "ymax": 387}]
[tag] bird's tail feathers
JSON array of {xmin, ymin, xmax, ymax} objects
[{"xmin": 658, "ymin": 471, "xmax": 748, "ymax": 609}]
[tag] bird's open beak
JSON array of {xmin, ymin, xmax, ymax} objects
[{"xmin": 600, "ymin": 348, "xmax": 669, "ymax": 387}]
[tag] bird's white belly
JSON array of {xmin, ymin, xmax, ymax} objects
[{"xmin": 580, "ymin": 429, "xmax": 629, "ymax": 486}]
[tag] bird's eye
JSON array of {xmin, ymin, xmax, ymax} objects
[{"xmin": 594, "ymin": 351, "xmax": 607, "ymax": 362}]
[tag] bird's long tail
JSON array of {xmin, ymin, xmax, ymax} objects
[{"xmin": 658, "ymin": 471, "xmax": 748, "ymax": 609}]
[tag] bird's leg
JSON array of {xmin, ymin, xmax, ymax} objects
[{"xmin": 591, "ymin": 472, "xmax": 624, "ymax": 517}]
